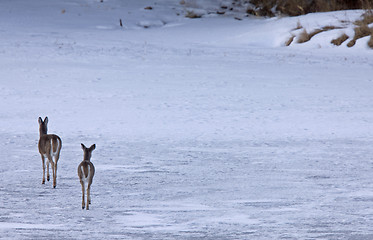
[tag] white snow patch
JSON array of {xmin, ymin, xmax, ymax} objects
[{"xmin": 0, "ymin": 223, "xmax": 63, "ymax": 230}]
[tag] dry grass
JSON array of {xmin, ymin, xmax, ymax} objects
[
  {"xmin": 248, "ymin": 0, "xmax": 373, "ymax": 16},
  {"xmin": 275, "ymin": 0, "xmax": 373, "ymax": 49},
  {"xmin": 297, "ymin": 26, "xmax": 340, "ymax": 43},
  {"xmin": 285, "ymin": 35, "xmax": 295, "ymax": 46},
  {"xmin": 185, "ymin": 10, "xmax": 203, "ymax": 18},
  {"xmin": 297, "ymin": 29, "xmax": 322, "ymax": 43},
  {"xmin": 361, "ymin": 0, "xmax": 373, "ymax": 9},
  {"xmin": 331, "ymin": 33, "xmax": 349, "ymax": 45},
  {"xmin": 294, "ymin": 21, "xmax": 303, "ymax": 30},
  {"xmin": 348, "ymin": 10, "xmax": 373, "ymax": 48},
  {"xmin": 276, "ymin": 0, "xmax": 308, "ymax": 16},
  {"xmin": 368, "ymin": 35, "xmax": 373, "ymax": 48},
  {"xmin": 346, "ymin": 39, "xmax": 356, "ymax": 47},
  {"xmin": 297, "ymin": 29, "xmax": 310, "ymax": 43},
  {"xmin": 355, "ymin": 12, "xmax": 373, "ymax": 26},
  {"xmin": 355, "ymin": 24, "xmax": 373, "ymax": 37},
  {"xmin": 347, "ymin": 25, "xmax": 373, "ymax": 47}
]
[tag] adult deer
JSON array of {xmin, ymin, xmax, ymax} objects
[
  {"xmin": 78, "ymin": 143, "xmax": 96, "ymax": 210},
  {"xmin": 38, "ymin": 117, "xmax": 62, "ymax": 188}
]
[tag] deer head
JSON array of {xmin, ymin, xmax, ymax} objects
[
  {"xmin": 38, "ymin": 116, "xmax": 49, "ymax": 135},
  {"xmin": 81, "ymin": 143, "xmax": 96, "ymax": 161}
]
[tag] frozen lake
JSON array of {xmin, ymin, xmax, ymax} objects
[{"xmin": 2, "ymin": 135, "xmax": 373, "ymax": 239}]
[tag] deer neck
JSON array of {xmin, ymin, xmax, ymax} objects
[
  {"xmin": 39, "ymin": 129, "xmax": 48, "ymax": 137},
  {"xmin": 83, "ymin": 153, "xmax": 91, "ymax": 162}
]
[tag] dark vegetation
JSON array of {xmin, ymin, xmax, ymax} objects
[
  {"xmin": 182, "ymin": 0, "xmax": 373, "ymax": 18},
  {"xmin": 248, "ymin": 0, "xmax": 373, "ymax": 17}
]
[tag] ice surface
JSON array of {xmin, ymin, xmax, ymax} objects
[{"xmin": 1, "ymin": 0, "xmax": 373, "ymax": 239}]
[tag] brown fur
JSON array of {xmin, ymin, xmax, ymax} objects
[
  {"xmin": 78, "ymin": 143, "xmax": 96, "ymax": 210},
  {"xmin": 38, "ymin": 117, "xmax": 62, "ymax": 188}
]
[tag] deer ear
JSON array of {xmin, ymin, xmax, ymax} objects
[
  {"xmin": 38, "ymin": 117, "xmax": 43, "ymax": 124},
  {"xmin": 44, "ymin": 117, "xmax": 48, "ymax": 124},
  {"xmin": 90, "ymin": 144, "xmax": 96, "ymax": 151},
  {"xmin": 81, "ymin": 143, "xmax": 86, "ymax": 150}
]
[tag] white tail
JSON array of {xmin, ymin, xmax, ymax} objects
[
  {"xmin": 78, "ymin": 143, "xmax": 96, "ymax": 210},
  {"xmin": 38, "ymin": 117, "xmax": 62, "ymax": 188}
]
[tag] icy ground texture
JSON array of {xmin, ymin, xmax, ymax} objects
[{"xmin": 1, "ymin": 0, "xmax": 373, "ymax": 239}]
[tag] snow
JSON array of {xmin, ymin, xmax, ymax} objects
[{"xmin": 1, "ymin": 0, "xmax": 373, "ymax": 239}]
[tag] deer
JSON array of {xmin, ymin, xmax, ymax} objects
[
  {"xmin": 78, "ymin": 143, "xmax": 96, "ymax": 210},
  {"xmin": 38, "ymin": 117, "xmax": 62, "ymax": 188}
]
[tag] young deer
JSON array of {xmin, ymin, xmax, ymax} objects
[
  {"xmin": 38, "ymin": 117, "xmax": 62, "ymax": 188},
  {"xmin": 78, "ymin": 143, "xmax": 96, "ymax": 210}
]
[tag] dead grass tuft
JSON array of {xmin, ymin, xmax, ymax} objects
[
  {"xmin": 292, "ymin": 21, "xmax": 303, "ymax": 31},
  {"xmin": 347, "ymin": 25, "xmax": 373, "ymax": 47},
  {"xmin": 331, "ymin": 33, "xmax": 349, "ymax": 45},
  {"xmin": 308, "ymin": 29, "xmax": 324, "ymax": 39},
  {"xmin": 296, "ymin": 26, "xmax": 341, "ymax": 44},
  {"xmin": 285, "ymin": 35, "xmax": 295, "ymax": 46},
  {"xmin": 355, "ymin": 12, "xmax": 373, "ymax": 26},
  {"xmin": 322, "ymin": 25, "xmax": 340, "ymax": 31},
  {"xmin": 356, "ymin": 24, "xmax": 373, "ymax": 37},
  {"xmin": 368, "ymin": 34, "xmax": 373, "ymax": 48},
  {"xmin": 185, "ymin": 10, "xmax": 203, "ymax": 18},
  {"xmin": 347, "ymin": 39, "xmax": 356, "ymax": 47},
  {"xmin": 297, "ymin": 29, "xmax": 310, "ymax": 43}
]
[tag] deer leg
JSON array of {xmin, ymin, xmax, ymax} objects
[
  {"xmin": 87, "ymin": 181, "xmax": 92, "ymax": 206},
  {"xmin": 86, "ymin": 187, "xmax": 90, "ymax": 210},
  {"xmin": 80, "ymin": 180, "xmax": 85, "ymax": 209},
  {"xmin": 53, "ymin": 160, "xmax": 58, "ymax": 189},
  {"xmin": 41, "ymin": 156, "xmax": 46, "ymax": 184},
  {"xmin": 48, "ymin": 157, "xmax": 55, "ymax": 188},
  {"xmin": 46, "ymin": 160, "xmax": 50, "ymax": 182}
]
